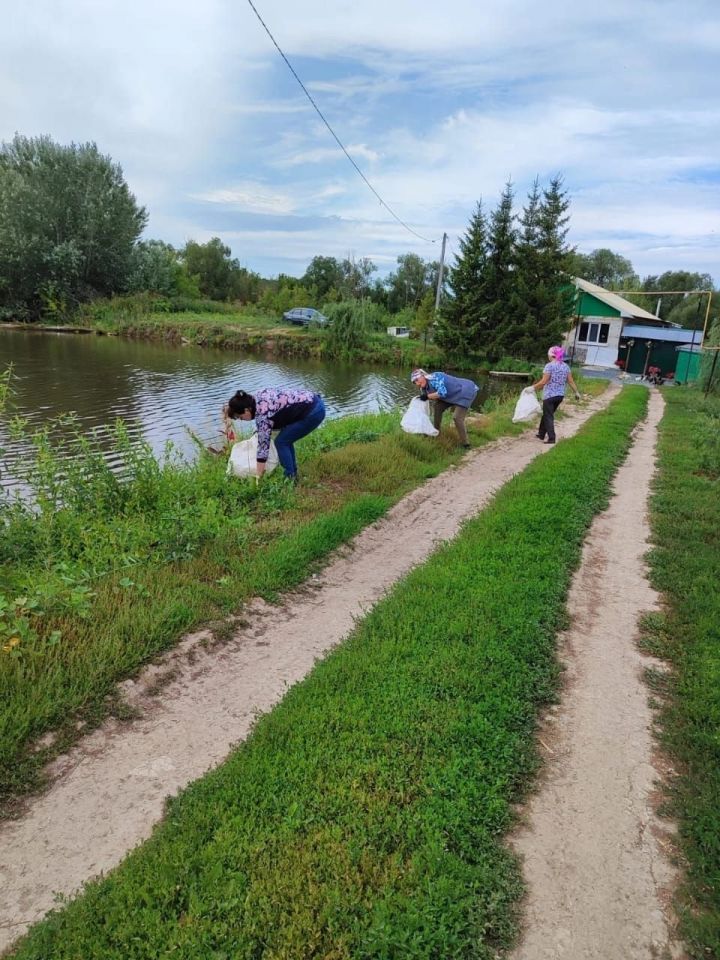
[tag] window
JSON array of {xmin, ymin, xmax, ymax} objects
[{"xmin": 578, "ymin": 321, "xmax": 610, "ymax": 344}]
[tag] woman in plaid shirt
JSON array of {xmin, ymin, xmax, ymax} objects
[{"xmin": 225, "ymin": 385, "xmax": 326, "ymax": 482}]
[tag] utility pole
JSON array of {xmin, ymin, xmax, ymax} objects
[{"xmin": 434, "ymin": 232, "xmax": 447, "ymax": 311}]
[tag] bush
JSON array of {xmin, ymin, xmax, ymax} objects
[{"xmin": 324, "ymin": 301, "xmax": 369, "ymax": 357}]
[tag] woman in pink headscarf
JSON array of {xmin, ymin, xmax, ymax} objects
[{"xmin": 530, "ymin": 346, "xmax": 581, "ymax": 444}]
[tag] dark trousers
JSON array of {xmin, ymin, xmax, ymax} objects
[
  {"xmin": 432, "ymin": 399, "xmax": 470, "ymax": 445},
  {"xmin": 275, "ymin": 396, "xmax": 326, "ymax": 478},
  {"xmin": 538, "ymin": 395, "xmax": 563, "ymax": 443}
]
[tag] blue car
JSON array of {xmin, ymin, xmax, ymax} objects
[{"xmin": 282, "ymin": 307, "xmax": 329, "ymax": 327}]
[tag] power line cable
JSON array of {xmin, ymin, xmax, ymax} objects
[{"xmin": 245, "ymin": 0, "xmax": 437, "ymax": 244}]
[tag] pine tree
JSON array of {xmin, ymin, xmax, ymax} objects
[
  {"xmin": 534, "ymin": 175, "xmax": 575, "ymax": 350},
  {"xmin": 435, "ymin": 201, "xmax": 490, "ymax": 355},
  {"xmin": 499, "ymin": 177, "xmax": 542, "ymax": 358},
  {"xmin": 482, "ymin": 181, "xmax": 517, "ymax": 359},
  {"xmin": 494, "ymin": 175, "xmax": 575, "ymax": 358}
]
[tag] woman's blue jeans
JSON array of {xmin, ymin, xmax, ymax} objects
[{"xmin": 275, "ymin": 395, "xmax": 326, "ymax": 478}]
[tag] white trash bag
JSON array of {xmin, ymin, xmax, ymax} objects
[
  {"xmin": 512, "ymin": 387, "xmax": 542, "ymax": 423},
  {"xmin": 227, "ymin": 434, "xmax": 279, "ymax": 478},
  {"xmin": 401, "ymin": 397, "xmax": 439, "ymax": 436}
]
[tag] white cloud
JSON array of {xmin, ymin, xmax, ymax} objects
[
  {"xmin": 193, "ymin": 184, "xmax": 296, "ymax": 215},
  {"xmin": 1, "ymin": 0, "xmax": 718, "ymax": 282}
]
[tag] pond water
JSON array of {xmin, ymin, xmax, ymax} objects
[{"xmin": 0, "ymin": 328, "xmax": 495, "ymax": 491}]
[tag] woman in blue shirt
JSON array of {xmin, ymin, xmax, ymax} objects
[
  {"xmin": 531, "ymin": 346, "xmax": 581, "ymax": 444},
  {"xmin": 410, "ymin": 369, "xmax": 479, "ymax": 448}
]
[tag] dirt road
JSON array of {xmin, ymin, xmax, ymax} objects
[
  {"xmin": 0, "ymin": 391, "xmax": 615, "ymax": 951},
  {"xmin": 510, "ymin": 389, "xmax": 682, "ymax": 959}
]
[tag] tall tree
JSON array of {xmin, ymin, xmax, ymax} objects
[
  {"xmin": 385, "ymin": 254, "xmax": 433, "ymax": 312},
  {"xmin": 482, "ymin": 180, "xmax": 518, "ymax": 358},
  {"xmin": 301, "ymin": 256, "xmax": 343, "ymax": 301},
  {"xmin": 340, "ymin": 256, "xmax": 377, "ymax": 300},
  {"xmin": 181, "ymin": 238, "xmax": 238, "ymax": 301},
  {"xmin": 126, "ymin": 240, "xmax": 199, "ymax": 297},
  {"xmin": 500, "ymin": 178, "xmax": 543, "ymax": 358},
  {"xmin": 435, "ymin": 201, "xmax": 490, "ymax": 355},
  {"xmin": 0, "ymin": 134, "xmax": 147, "ymax": 318},
  {"xmin": 570, "ymin": 248, "xmax": 639, "ymax": 289},
  {"xmin": 533, "ymin": 175, "xmax": 576, "ymax": 346},
  {"xmin": 640, "ymin": 270, "xmax": 714, "ymax": 320}
]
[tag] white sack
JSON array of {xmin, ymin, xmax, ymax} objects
[
  {"xmin": 512, "ymin": 387, "xmax": 542, "ymax": 423},
  {"xmin": 401, "ymin": 397, "xmax": 439, "ymax": 436},
  {"xmin": 227, "ymin": 434, "xmax": 279, "ymax": 478}
]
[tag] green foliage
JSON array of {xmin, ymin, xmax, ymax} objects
[
  {"xmin": 78, "ymin": 293, "xmax": 242, "ymax": 327},
  {"xmin": 639, "ymin": 270, "xmax": 714, "ymax": 321},
  {"xmin": 301, "ymin": 255, "xmax": 345, "ymax": 300},
  {"xmin": 180, "ymin": 238, "xmax": 261, "ymax": 303},
  {"xmin": 436, "ymin": 201, "xmax": 490, "ymax": 355},
  {"xmin": 693, "ymin": 396, "xmax": 720, "ymax": 477},
  {"xmin": 700, "ymin": 320, "xmax": 720, "ymax": 395},
  {"xmin": 324, "ymin": 301, "xmax": 369, "ymax": 357},
  {"xmin": 7, "ymin": 387, "xmax": 646, "ymax": 960},
  {"xmin": 438, "ymin": 177, "xmax": 574, "ymax": 362},
  {"xmin": 385, "ymin": 253, "xmax": 438, "ymax": 313},
  {"xmin": 488, "ymin": 176, "xmax": 573, "ymax": 359},
  {"xmin": 569, "ymin": 247, "xmax": 640, "ymax": 289},
  {"xmin": 351, "ymin": 299, "xmax": 392, "ymax": 333},
  {"xmin": 0, "ymin": 134, "xmax": 147, "ymax": 319},
  {"xmin": 125, "ymin": 240, "xmax": 200, "ymax": 298},
  {"xmin": 258, "ymin": 279, "xmax": 314, "ymax": 316},
  {"xmin": 646, "ymin": 390, "xmax": 720, "ymax": 956},
  {"xmin": 665, "ymin": 290, "xmax": 718, "ymax": 330}
]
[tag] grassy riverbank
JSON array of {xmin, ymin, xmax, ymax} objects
[
  {"xmin": 3, "ymin": 381, "xmax": 610, "ymax": 811},
  {"xmin": 7, "ymin": 385, "xmax": 644, "ymax": 960},
  {"xmin": 16, "ymin": 294, "xmax": 541, "ymax": 374},
  {"xmin": 644, "ymin": 389, "xmax": 720, "ymax": 957},
  {"xmin": 73, "ymin": 295, "xmax": 448, "ymax": 368}
]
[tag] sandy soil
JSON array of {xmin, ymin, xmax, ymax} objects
[
  {"xmin": 0, "ymin": 389, "xmax": 613, "ymax": 952},
  {"xmin": 510, "ymin": 389, "xmax": 684, "ymax": 960}
]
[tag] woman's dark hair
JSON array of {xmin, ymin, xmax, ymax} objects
[{"xmin": 227, "ymin": 390, "xmax": 256, "ymax": 418}]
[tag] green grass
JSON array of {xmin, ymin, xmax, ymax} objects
[
  {"xmin": 7, "ymin": 386, "xmax": 647, "ymax": 959},
  {"xmin": 644, "ymin": 389, "xmax": 720, "ymax": 957},
  {"xmin": 1, "ymin": 393, "xmax": 551, "ymax": 810}
]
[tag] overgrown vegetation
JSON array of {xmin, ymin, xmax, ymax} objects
[
  {"xmin": 644, "ymin": 389, "xmax": 720, "ymax": 956},
  {"xmin": 7, "ymin": 385, "xmax": 644, "ymax": 959}
]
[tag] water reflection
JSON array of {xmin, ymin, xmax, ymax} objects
[{"xmin": 1, "ymin": 328, "xmax": 493, "ymax": 491}]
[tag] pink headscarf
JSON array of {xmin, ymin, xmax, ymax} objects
[{"xmin": 548, "ymin": 346, "xmax": 564, "ymax": 362}]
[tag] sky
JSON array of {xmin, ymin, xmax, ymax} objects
[{"xmin": 2, "ymin": 0, "xmax": 718, "ymax": 285}]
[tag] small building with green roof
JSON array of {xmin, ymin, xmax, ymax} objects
[{"xmin": 564, "ymin": 278, "xmax": 703, "ymax": 377}]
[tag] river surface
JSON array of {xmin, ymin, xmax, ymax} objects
[{"xmin": 1, "ymin": 328, "xmax": 497, "ymax": 491}]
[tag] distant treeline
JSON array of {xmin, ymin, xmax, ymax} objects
[{"xmin": 1, "ymin": 135, "xmax": 715, "ymax": 363}]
